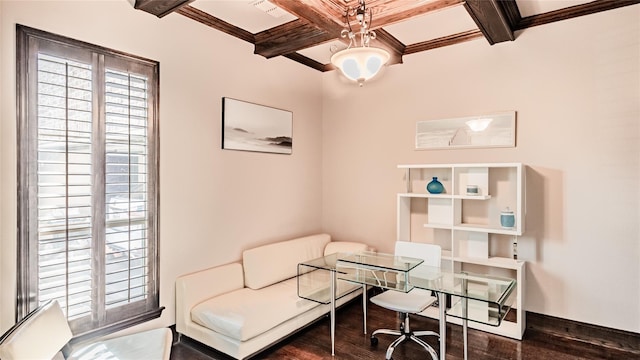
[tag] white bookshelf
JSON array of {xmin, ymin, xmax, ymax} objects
[{"xmin": 397, "ymin": 163, "xmax": 526, "ymax": 340}]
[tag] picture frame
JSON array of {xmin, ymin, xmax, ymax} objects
[
  {"xmin": 222, "ymin": 97, "xmax": 293, "ymax": 154},
  {"xmin": 416, "ymin": 111, "xmax": 516, "ymax": 150}
]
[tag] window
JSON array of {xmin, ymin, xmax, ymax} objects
[{"xmin": 16, "ymin": 25, "xmax": 161, "ymax": 337}]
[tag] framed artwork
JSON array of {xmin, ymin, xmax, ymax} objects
[
  {"xmin": 222, "ymin": 97, "xmax": 293, "ymax": 154},
  {"xmin": 416, "ymin": 111, "xmax": 516, "ymax": 150}
]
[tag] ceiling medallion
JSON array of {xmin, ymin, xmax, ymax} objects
[{"xmin": 330, "ymin": 0, "xmax": 390, "ymax": 87}]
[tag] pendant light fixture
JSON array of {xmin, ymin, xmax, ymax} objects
[{"xmin": 330, "ymin": 0, "xmax": 390, "ymax": 87}]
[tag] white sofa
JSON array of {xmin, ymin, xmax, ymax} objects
[
  {"xmin": 175, "ymin": 233, "xmax": 369, "ymax": 359},
  {"xmin": 0, "ymin": 300, "xmax": 172, "ymax": 360}
]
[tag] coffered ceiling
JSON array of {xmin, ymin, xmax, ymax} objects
[{"xmin": 133, "ymin": 0, "xmax": 639, "ymax": 72}]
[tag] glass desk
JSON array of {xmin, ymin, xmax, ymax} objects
[
  {"xmin": 338, "ymin": 252, "xmax": 516, "ymax": 359},
  {"xmin": 297, "ymin": 252, "xmax": 422, "ymax": 356},
  {"xmin": 298, "ymin": 251, "xmax": 516, "ymax": 359}
]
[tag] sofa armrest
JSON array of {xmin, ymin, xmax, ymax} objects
[
  {"xmin": 0, "ymin": 300, "xmax": 72, "ymax": 360},
  {"xmin": 176, "ymin": 263, "xmax": 244, "ymax": 334},
  {"xmin": 324, "ymin": 241, "xmax": 370, "ymax": 256}
]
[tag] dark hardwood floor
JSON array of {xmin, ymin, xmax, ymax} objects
[{"xmin": 170, "ymin": 298, "xmax": 639, "ymax": 360}]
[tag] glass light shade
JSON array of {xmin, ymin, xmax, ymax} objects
[{"xmin": 330, "ymin": 47, "xmax": 390, "ymax": 85}]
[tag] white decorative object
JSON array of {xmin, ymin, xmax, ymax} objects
[
  {"xmin": 466, "ymin": 184, "xmax": 479, "ymax": 196},
  {"xmin": 500, "ymin": 207, "xmax": 516, "ymax": 228}
]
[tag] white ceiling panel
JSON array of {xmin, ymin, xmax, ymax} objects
[
  {"xmin": 191, "ymin": 0, "xmax": 297, "ymax": 34},
  {"xmin": 383, "ymin": 5, "xmax": 478, "ymax": 45},
  {"xmin": 515, "ymin": 0, "xmax": 594, "ymax": 18}
]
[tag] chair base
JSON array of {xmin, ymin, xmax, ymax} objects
[{"xmin": 371, "ymin": 313, "xmax": 439, "ymax": 360}]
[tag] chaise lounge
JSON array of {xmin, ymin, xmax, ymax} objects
[{"xmin": 175, "ymin": 233, "xmax": 370, "ymax": 359}]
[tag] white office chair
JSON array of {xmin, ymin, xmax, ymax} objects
[{"xmin": 370, "ymin": 241, "xmax": 441, "ymax": 360}]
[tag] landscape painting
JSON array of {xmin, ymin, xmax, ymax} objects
[{"xmin": 222, "ymin": 97, "xmax": 293, "ymax": 154}]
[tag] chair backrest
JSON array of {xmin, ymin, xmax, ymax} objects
[
  {"xmin": 0, "ymin": 300, "xmax": 72, "ymax": 359},
  {"xmin": 395, "ymin": 241, "xmax": 441, "ymax": 268}
]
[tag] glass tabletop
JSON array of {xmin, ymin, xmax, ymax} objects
[
  {"xmin": 337, "ymin": 252, "xmax": 516, "ymax": 327},
  {"xmin": 299, "ymin": 253, "xmax": 340, "ymax": 271},
  {"xmin": 409, "ymin": 264, "xmax": 515, "ymax": 303},
  {"xmin": 297, "ymin": 254, "xmax": 361, "ymax": 304},
  {"xmin": 297, "ymin": 251, "xmax": 516, "ymax": 327},
  {"xmin": 337, "ymin": 251, "xmax": 424, "ymax": 272},
  {"xmin": 336, "ymin": 251, "xmax": 424, "ymax": 293},
  {"xmin": 407, "ymin": 264, "xmax": 516, "ymax": 326}
]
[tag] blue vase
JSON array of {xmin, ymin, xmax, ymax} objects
[{"xmin": 426, "ymin": 177, "xmax": 444, "ymax": 194}]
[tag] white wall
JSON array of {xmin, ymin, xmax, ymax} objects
[
  {"xmin": 322, "ymin": 6, "xmax": 639, "ymax": 333},
  {"xmin": 0, "ymin": 0, "xmax": 323, "ymax": 334}
]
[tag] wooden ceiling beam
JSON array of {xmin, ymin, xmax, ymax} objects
[
  {"xmin": 258, "ymin": 0, "xmax": 460, "ymax": 62},
  {"xmin": 404, "ymin": 29, "xmax": 484, "ymax": 54},
  {"xmin": 134, "ymin": 0, "xmax": 194, "ymax": 18},
  {"xmin": 251, "ymin": 0, "xmax": 349, "ymax": 58},
  {"xmin": 373, "ymin": 29, "xmax": 405, "ymax": 65},
  {"xmin": 464, "ymin": 0, "xmax": 514, "ymax": 45},
  {"xmin": 515, "ymin": 0, "xmax": 640, "ymax": 30},
  {"xmin": 254, "ymin": 21, "xmax": 335, "ymax": 59},
  {"xmin": 270, "ymin": 0, "xmax": 345, "ymax": 33},
  {"xmin": 284, "ymin": 52, "xmax": 333, "ymax": 72},
  {"xmin": 369, "ymin": 0, "xmax": 463, "ymax": 30},
  {"xmin": 497, "ymin": 0, "xmax": 522, "ymax": 29}
]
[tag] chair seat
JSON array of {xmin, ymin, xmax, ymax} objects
[{"xmin": 370, "ymin": 288, "xmax": 436, "ymax": 313}]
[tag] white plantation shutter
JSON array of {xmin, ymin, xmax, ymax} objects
[
  {"xmin": 36, "ymin": 54, "xmax": 94, "ymax": 320},
  {"xmin": 104, "ymin": 69, "xmax": 150, "ymax": 309},
  {"xmin": 17, "ymin": 25, "xmax": 161, "ymax": 337}
]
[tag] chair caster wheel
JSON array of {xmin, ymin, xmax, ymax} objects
[{"xmin": 370, "ymin": 336, "xmax": 378, "ymax": 346}]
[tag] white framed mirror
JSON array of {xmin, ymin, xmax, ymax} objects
[{"xmin": 416, "ymin": 111, "xmax": 516, "ymax": 150}]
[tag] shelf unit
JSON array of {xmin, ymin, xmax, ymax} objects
[{"xmin": 397, "ymin": 163, "xmax": 526, "ymax": 340}]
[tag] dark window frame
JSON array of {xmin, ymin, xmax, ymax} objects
[{"xmin": 16, "ymin": 24, "xmax": 162, "ymax": 340}]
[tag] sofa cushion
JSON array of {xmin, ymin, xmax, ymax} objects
[
  {"xmin": 242, "ymin": 233, "xmax": 331, "ymax": 290},
  {"xmin": 191, "ymin": 278, "xmax": 319, "ymax": 341}
]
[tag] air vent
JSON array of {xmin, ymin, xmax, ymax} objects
[{"xmin": 252, "ymin": 0, "xmax": 288, "ymax": 18}]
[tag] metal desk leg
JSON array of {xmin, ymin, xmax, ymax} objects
[
  {"xmin": 362, "ymin": 284, "xmax": 367, "ymax": 334},
  {"xmin": 330, "ymin": 270, "xmax": 336, "ymax": 356},
  {"xmin": 438, "ymin": 292, "xmax": 446, "ymax": 360},
  {"xmin": 463, "ymin": 317, "xmax": 468, "ymax": 360},
  {"xmin": 462, "ymin": 277, "xmax": 468, "ymax": 360}
]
